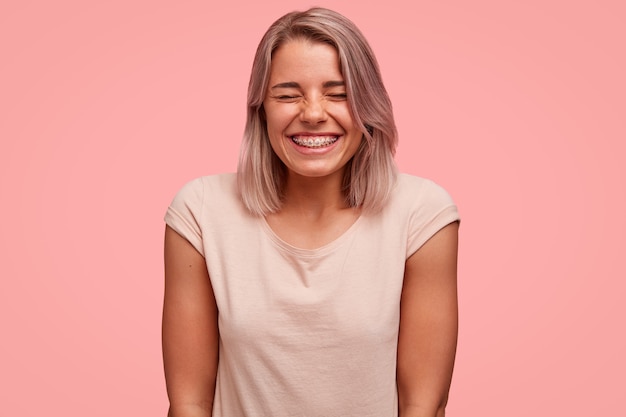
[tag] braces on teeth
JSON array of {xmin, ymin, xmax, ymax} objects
[{"xmin": 291, "ymin": 136, "xmax": 338, "ymax": 148}]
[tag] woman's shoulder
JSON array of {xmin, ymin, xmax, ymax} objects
[
  {"xmin": 393, "ymin": 173, "xmax": 456, "ymax": 207},
  {"xmin": 168, "ymin": 172, "xmax": 241, "ymax": 215},
  {"xmin": 165, "ymin": 173, "xmax": 241, "ymax": 254},
  {"xmin": 393, "ymin": 174, "xmax": 460, "ymax": 256}
]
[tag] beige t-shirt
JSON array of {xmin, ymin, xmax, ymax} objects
[{"xmin": 165, "ymin": 173, "xmax": 459, "ymax": 417}]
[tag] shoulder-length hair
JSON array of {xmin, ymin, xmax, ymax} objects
[{"xmin": 237, "ymin": 7, "xmax": 398, "ymax": 216}]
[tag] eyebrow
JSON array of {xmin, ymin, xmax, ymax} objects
[{"xmin": 270, "ymin": 80, "xmax": 345, "ymax": 89}]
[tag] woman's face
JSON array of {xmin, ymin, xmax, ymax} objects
[{"xmin": 263, "ymin": 39, "xmax": 363, "ymax": 181}]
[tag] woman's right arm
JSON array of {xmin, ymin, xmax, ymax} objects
[{"xmin": 163, "ymin": 225, "xmax": 219, "ymax": 417}]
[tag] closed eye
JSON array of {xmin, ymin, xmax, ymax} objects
[
  {"xmin": 275, "ymin": 95, "xmax": 301, "ymax": 101},
  {"xmin": 328, "ymin": 93, "xmax": 347, "ymax": 100}
]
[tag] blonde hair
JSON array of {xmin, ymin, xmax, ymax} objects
[{"xmin": 237, "ymin": 7, "xmax": 398, "ymax": 216}]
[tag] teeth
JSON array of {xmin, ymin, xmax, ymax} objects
[{"xmin": 291, "ymin": 135, "xmax": 339, "ymax": 148}]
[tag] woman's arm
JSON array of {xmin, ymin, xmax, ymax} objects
[
  {"xmin": 163, "ymin": 225, "xmax": 219, "ymax": 417},
  {"xmin": 397, "ymin": 221, "xmax": 459, "ymax": 417}
]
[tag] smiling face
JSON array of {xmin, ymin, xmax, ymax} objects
[{"xmin": 263, "ymin": 39, "xmax": 363, "ymax": 181}]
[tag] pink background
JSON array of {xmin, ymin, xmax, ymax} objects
[{"xmin": 1, "ymin": 0, "xmax": 624, "ymax": 415}]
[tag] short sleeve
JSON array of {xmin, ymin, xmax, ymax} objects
[
  {"xmin": 406, "ymin": 178, "xmax": 460, "ymax": 258},
  {"xmin": 164, "ymin": 177, "xmax": 205, "ymax": 255}
]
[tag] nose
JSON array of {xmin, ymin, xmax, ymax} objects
[{"xmin": 299, "ymin": 96, "xmax": 328, "ymax": 124}]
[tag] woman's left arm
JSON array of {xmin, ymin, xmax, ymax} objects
[{"xmin": 397, "ymin": 221, "xmax": 459, "ymax": 417}]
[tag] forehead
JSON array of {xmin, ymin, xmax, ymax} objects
[{"xmin": 269, "ymin": 39, "xmax": 342, "ymax": 81}]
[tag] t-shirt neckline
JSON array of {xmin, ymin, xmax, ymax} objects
[{"xmin": 259, "ymin": 214, "xmax": 364, "ymax": 258}]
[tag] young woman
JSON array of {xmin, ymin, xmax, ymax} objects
[{"xmin": 163, "ymin": 7, "xmax": 459, "ymax": 417}]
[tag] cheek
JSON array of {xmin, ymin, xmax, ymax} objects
[
  {"xmin": 331, "ymin": 104, "xmax": 357, "ymax": 129},
  {"xmin": 264, "ymin": 107, "xmax": 287, "ymax": 134},
  {"xmin": 264, "ymin": 116, "xmax": 288, "ymax": 154}
]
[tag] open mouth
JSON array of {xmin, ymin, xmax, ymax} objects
[{"xmin": 290, "ymin": 135, "xmax": 339, "ymax": 148}]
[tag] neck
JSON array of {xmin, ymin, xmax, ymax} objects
[{"xmin": 281, "ymin": 171, "xmax": 350, "ymax": 218}]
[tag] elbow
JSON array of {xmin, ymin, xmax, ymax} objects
[
  {"xmin": 398, "ymin": 395, "xmax": 449, "ymax": 417},
  {"xmin": 167, "ymin": 401, "xmax": 213, "ymax": 417},
  {"xmin": 399, "ymin": 406, "xmax": 447, "ymax": 417}
]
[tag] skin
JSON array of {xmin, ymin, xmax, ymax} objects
[
  {"xmin": 163, "ymin": 38, "xmax": 459, "ymax": 417},
  {"xmin": 397, "ymin": 221, "xmax": 459, "ymax": 417},
  {"xmin": 263, "ymin": 39, "xmax": 364, "ymax": 248},
  {"xmin": 263, "ymin": 39, "xmax": 362, "ymax": 182},
  {"xmin": 163, "ymin": 226, "xmax": 217, "ymax": 417}
]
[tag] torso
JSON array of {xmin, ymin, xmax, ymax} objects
[{"xmin": 164, "ymin": 173, "xmax": 460, "ymax": 417}]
